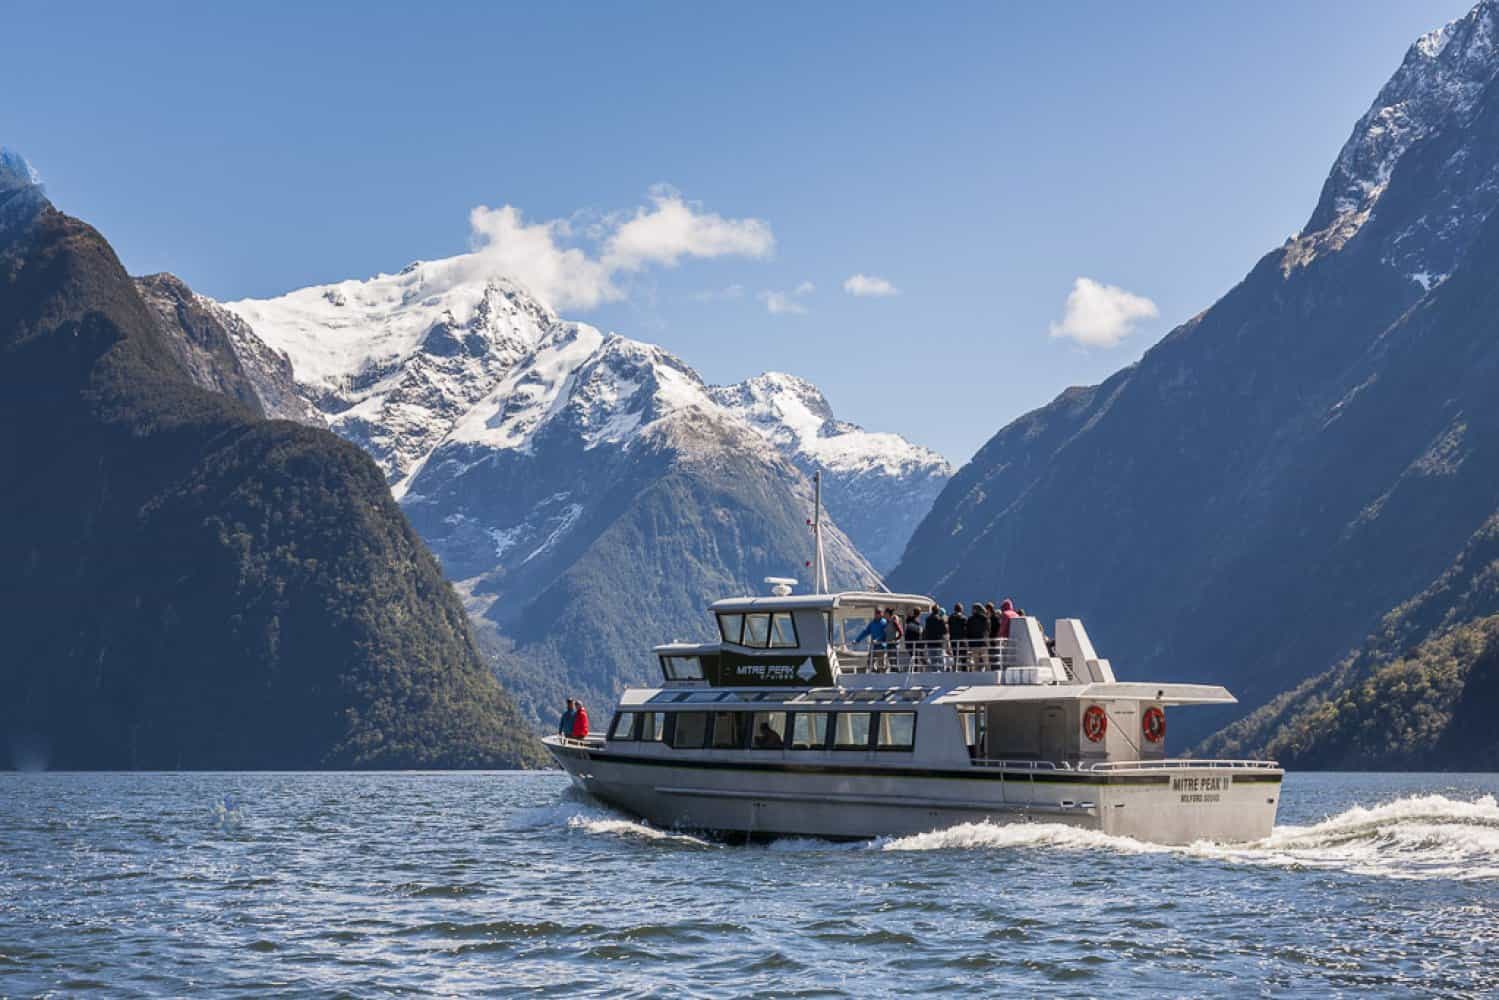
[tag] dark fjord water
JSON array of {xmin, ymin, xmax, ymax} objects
[{"xmin": 1, "ymin": 772, "xmax": 1497, "ymax": 998}]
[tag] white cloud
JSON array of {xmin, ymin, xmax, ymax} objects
[
  {"xmin": 461, "ymin": 188, "xmax": 774, "ymax": 313},
  {"xmin": 1047, "ymin": 277, "xmax": 1158, "ymax": 347},
  {"xmin": 467, "ymin": 204, "xmax": 620, "ymax": 311},
  {"xmin": 604, "ymin": 187, "xmax": 774, "ymax": 272},
  {"xmin": 693, "ymin": 284, "xmax": 745, "ymax": 302},
  {"xmin": 842, "ymin": 273, "xmax": 899, "ymax": 297},
  {"xmin": 759, "ymin": 280, "xmax": 815, "ymax": 315},
  {"xmin": 760, "ymin": 290, "xmax": 807, "ymax": 315}
]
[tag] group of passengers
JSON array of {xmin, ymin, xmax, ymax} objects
[
  {"xmin": 557, "ymin": 698, "xmax": 590, "ymax": 739},
  {"xmin": 854, "ymin": 599, "xmax": 1027, "ymax": 670}
]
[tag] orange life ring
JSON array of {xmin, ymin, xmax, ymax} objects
[
  {"xmin": 1082, "ymin": 704, "xmax": 1108, "ymax": 743},
  {"xmin": 1142, "ymin": 706, "xmax": 1166, "ymax": 743}
]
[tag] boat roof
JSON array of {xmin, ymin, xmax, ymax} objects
[{"xmin": 709, "ymin": 590, "xmax": 934, "ymax": 613}]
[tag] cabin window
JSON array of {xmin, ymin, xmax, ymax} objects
[
  {"xmin": 662, "ymin": 656, "xmax": 704, "ymax": 681},
  {"xmin": 750, "ymin": 711, "xmax": 788, "ymax": 749},
  {"xmin": 685, "ymin": 691, "xmax": 727, "ymax": 703},
  {"xmin": 789, "ymin": 712, "xmax": 828, "ymax": 750},
  {"xmin": 743, "ymin": 613, "xmax": 772, "ymax": 648},
  {"xmin": 670, "ymin": 712, "xmax": 708, "ymax": 749},
  {"xmin": 768, "ymin": 613, "xmax": 799, "ymax": 648},
  {"xmin": 875, "ymin": 712, "xmax": 916, "ymax": 750},
  {"xmin": 711, "ymin": 711, "xmax": 750, "ymax": 749},
  {"xmin": 609, "ymin": 712, "xmax": 638, "ymax": 741},
  {"xmin": 717, "ymin": 614, "xmax": 745, "ymax": 644},
  {"xmin": 639, "ymin": 712, "xmax": 663, "ymax": 742},
  {"xmin": 833, "ymin": 712, "xmax": 874, "ymax": 750}
]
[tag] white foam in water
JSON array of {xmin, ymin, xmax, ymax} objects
[
  {"xmin": 512, "ymin": 793, "xmax": 716, "ymax": 848},
  {"xmin": 878, "ymin": 794, "xmax": 1499, "ymax": 881}
]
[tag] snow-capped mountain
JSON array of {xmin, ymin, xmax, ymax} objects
[
  {"xmin": 217, "ymin": 266, "xmax": 946, "ymax": 718},
  {"xmin": 709, "ymin": 372, "xmax": 952, "ymax": 570},
  {"xmin": 1286, "ymin": 0, "xmax": 1499, "ymax": 283}
]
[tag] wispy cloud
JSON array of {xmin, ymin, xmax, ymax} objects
[
  {"xmin": 759, "ymin": 280, "xmax": 815, "ymax": 316},
  {"xmin": 693, "ymin": 284, "xmax": 745, "ymax": 302},
  {"xmin": 1047, "ymin": 277, "xmax": 1158, "ymax": 348},
  {"xmin": 760, "ymin": 290, "xmax": 807, "ymax": 315},
  {"xmin": 463, "ymin": 188, "xmax": 773, "ymax": 312},
  {"xmin": 843, "ymin": 273, "xmax": 899, "ymax": 297}
]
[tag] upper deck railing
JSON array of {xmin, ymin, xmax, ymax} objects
[{"xmin": 836, "ymin": 638, "xmax": 1022, "ymax": 674}]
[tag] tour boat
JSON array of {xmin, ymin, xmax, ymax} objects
[{"xmin": 544, "ymin": 477, "xmax": 1283, "ymax": 845}]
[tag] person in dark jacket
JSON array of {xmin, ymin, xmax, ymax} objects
[
  {"xmin": 558, "ymin": 698, "xmax": 576, "ymax": 736},
  {"xmin": 997, "ymin": 598, "xmax": 1021, "ymax": 639},
  {"xmin": 949, "ymin": 603, "xmax": 967, "ymax": 668},
  {"xmin": 905, "ymin": 609, "xmax": 924, "ymax": 667},
  {"xmin": 922, "ymin": 605, "xmax": 949, "ymax": 670},
  {"xmin": 966, "ymin": 601, "xmax": 991, "ymax": 666},
  {"xmin": 571, "ymin": 702, "xmax": 590, "ymax": 739}
]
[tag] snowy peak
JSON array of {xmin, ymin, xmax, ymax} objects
[
  {"xmin": 710, "ymin": 370, "xmax": 952, "ymax": 479},
  {"xmin": 1287, "ymin": 0, "xmax": 1499, "ymax": 274}
]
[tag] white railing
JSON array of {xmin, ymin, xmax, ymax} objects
[
  {"xmin": 1083, "ymin": 759, "xmax": 1281, "ymax": 772},
  {"xmin": 837, "ymin": 638, "xmax": 1018, "ymax": 674},
  {"xmin": 971, "ymin": 758, "xmax": 1068, "ymax": 771},
  {"xmin": 551, "ymin": 734, "xmax": 606, "ymax": 749}
]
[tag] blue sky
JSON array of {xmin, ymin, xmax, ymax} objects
[{"xmin": 5, "ymin": 1, "xmax": 1476, "ymax": 461}]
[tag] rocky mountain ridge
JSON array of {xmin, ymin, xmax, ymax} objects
[{"xmin": 891, "ymin": 0, "xmax": 1499, "ymax": 762}]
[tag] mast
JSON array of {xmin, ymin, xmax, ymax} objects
[{"xmin": 812, "ymin": 471, "xmax": 828, "ymax": 594}]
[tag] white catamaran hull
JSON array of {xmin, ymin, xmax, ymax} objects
[{"xmin": 546, "ymin": 739, "xmax": 1281, "ymax": 845}]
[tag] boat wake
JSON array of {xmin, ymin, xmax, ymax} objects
[
  {"xmin": 880, "ymin": 794, "xmax": 1499, "ymax": 880},
  {"xmin": 511, "ymin": 794, "xmax": 716, "ymax": 848}
]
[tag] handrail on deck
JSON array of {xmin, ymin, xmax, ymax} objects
[
  {"xmin": 551, "ymin": 735, "xmax": 606, "ymax": 750},
  {"xmin": 1083, "ymin": 759, "xmax": 1281, "ymax": 772},
  {"xmin": 837, "ymin": 637, "xmax": 1019, "ymax": 674}
]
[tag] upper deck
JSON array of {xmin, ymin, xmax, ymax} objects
[{"xmin": 654, "ymin": 587, "xmax": 1147, "ymax": 692}]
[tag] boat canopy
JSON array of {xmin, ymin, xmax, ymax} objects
[{"xmin": 708, "ymin": 590, "xmax": 933, "ymax": 614}]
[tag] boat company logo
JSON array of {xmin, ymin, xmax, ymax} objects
[{"xmin": 796, "ymin": 659, "xmax": 817, "ymax": 682}]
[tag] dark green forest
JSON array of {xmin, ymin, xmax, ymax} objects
[{"xmin": 0, "ymin": 164, "xmax": 542, "ymax": 770}]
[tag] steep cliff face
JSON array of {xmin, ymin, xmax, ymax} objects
[
  {"xmin": 0, "ymin": 153, "xmax": 541, "ymax": 770},
  {"xmin": 891, "ymin": 1, "xmax": 1499, "ymax": 746}
]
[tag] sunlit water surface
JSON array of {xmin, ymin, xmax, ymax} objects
[{"xmin": 2, "ymin": 771, "xmax": 1497, "ymax": 997}]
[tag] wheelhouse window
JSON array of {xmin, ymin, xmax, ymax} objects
[
  {"xmin": 875, "ymin": 712, "xmax": 916, "ymax": 750},
  {"xmin": 609, "ymin": 712, "xmax": 638, "ymax": 741},
  {"xmin": 750, "ymin": 711, "xmax": 788, "ymax": 749},
  {"xmin": 768, "ymin": 613, "xmax": 798, "ymax": 648},
  {"xmin": 743, "ymin": 613, "xmax": 772, "ymax": 647},
  {"xmin": 717, "ymin": 614, "xmax": 744, "ymax": 644},
  {"xmin": 670, "ymin": 712, "xmax": 708, "ymax": 749},
  {"xmin": 789, "ymin": 712, "xmax": 828, "ymax": 750},
  {"xmin": 661, "ymin": 656, "xmax": 704, "ymax": 681},
  {"xmin": 833, "ymin": 712, "xmax": 873, "ymax": 750}
]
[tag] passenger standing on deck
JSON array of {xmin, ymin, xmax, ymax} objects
[
  {"xmin": 854, "ymin": 609, "xmax": 887, "ymax": 668},
  {"xmin": 997, "ymin": 598, "xmax": 1021, "ymax": 639},
  {"xmin": 949, "ymin": 603, "xmax": 967, "ymax": 668},
  {"xmin": 967, "ymin": 601, "xmax": 991, "ymax": 666},
  {"xmin": 570, "ymin": 702, "xmax": 590, "ymax": 739},
  {"xmin": 883, "ymin": 609, "xmax": 903, "ymax": 670},
  {"xmin": 905, "ymin": 609, "xmax": 924, "ymax": 667},
  {"xmin": 558, "ymin": 698, "xmax": 576, "ymax": 736},
  {"xmin": 923, "ymin": 605, "xmax": 949, "ymax": 669}
]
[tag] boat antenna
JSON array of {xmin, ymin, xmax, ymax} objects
[{"xmin": 812, "ymin": 471, "xmax": 828, "ymax": 594}]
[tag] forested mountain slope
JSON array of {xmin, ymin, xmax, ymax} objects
[{"xmin": 0, "ymin": 152, "xmax": 542, "ymax": 769}]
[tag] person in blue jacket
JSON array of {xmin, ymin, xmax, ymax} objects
[
  {"xmin": 854, "ymin": 609, "xmax": 889, "ymax": 665},
  {"xmin": 558, "ymin": 698, "xmax": 576, "ymax": 736}
]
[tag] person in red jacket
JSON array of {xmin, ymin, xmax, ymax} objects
[{"xmin": 570, "ymin": 702, "xmax": 590, "ymax": 739}]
